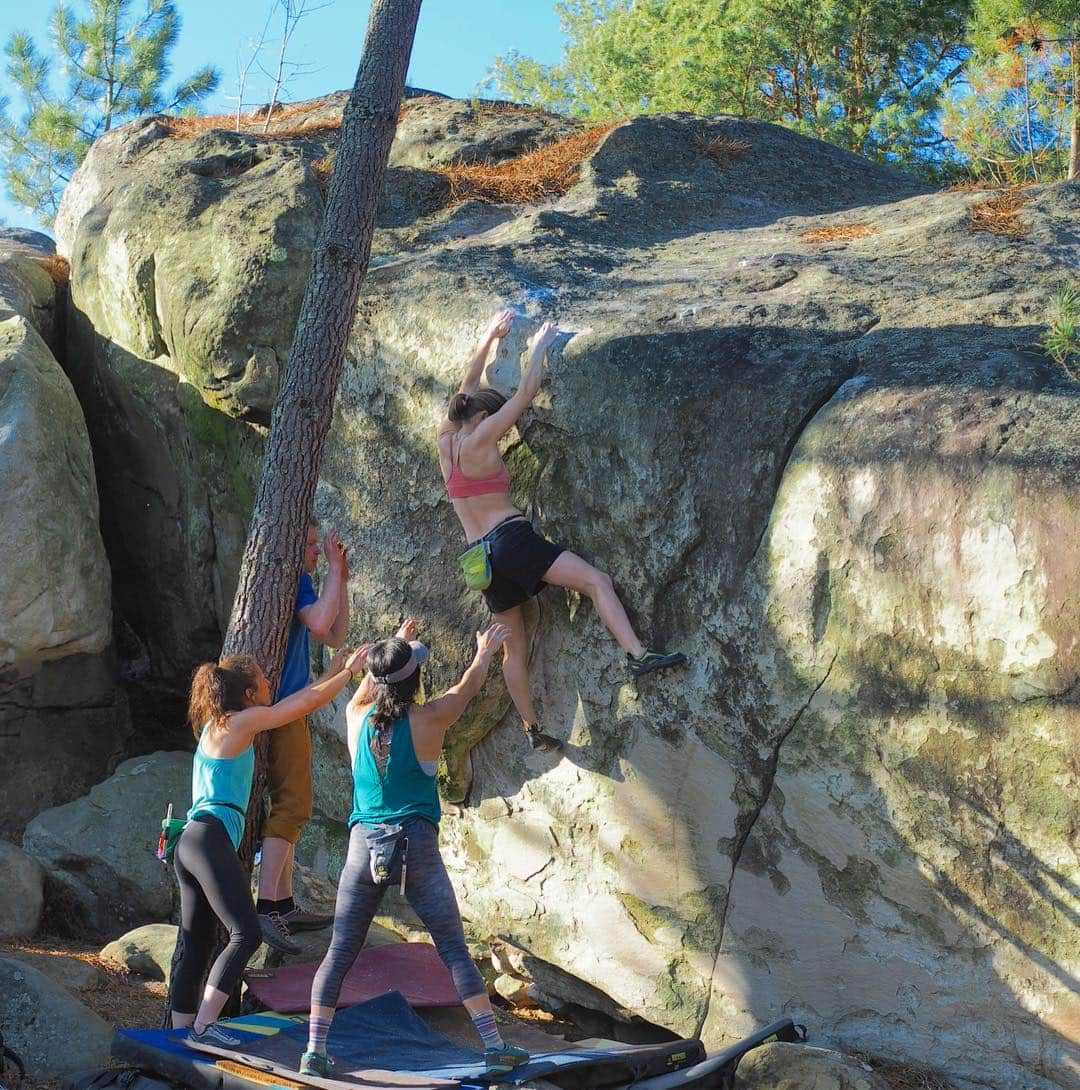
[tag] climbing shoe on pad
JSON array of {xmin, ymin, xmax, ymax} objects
[
  {"xmin": 485, "ymin": 1044, "xmax": 530, "ymax": 1076},
  {"xmin": 299, "ymin": 1051, "xmax": 335, "ymax": 1077},
  {"xmin": 188, "ymin": 1022, "xmax": 243, "ymax": 1048}
]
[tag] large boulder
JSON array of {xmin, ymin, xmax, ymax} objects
[
  {"xmin": 100, "ymin": 923, "xmax": 178, "ymax": 982},
  {"xmin": 0, "ymin": 233, "xmax": 127, "ymax": 838},
  {"xmin": 56, "ymin": 96, "xmax": 1080, "ymax": 1090},
  {"xmin": 0, "ymin": 957, "xmax": 113, "ymax": 1076},
  {"xmin": 734, "ymin": 1043, "xmax": 892, "ymax": 1090},
  {"xmin": 0, "ymin": 840, "xmax": 45, "ymax": 939},
  {"xmin": 23, "ymin": 751, "xmax": 192, "ymax": 933}
]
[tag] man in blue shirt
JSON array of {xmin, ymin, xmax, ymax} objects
[{"xmin": 256, "ymin": 519, "xmax": 350, "ymax": 951}]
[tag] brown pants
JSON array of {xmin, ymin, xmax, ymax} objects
[{"xmin": 263, "ymin": 716, "xmax": 313, "ymax": 845}]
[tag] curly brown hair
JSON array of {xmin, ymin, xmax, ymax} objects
[{"xmin": 187, "ymin": 655, "xmax": 262, "ymax": 738}]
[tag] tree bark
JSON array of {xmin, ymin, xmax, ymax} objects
[
  {"xmin": 1069, "ymin": 40, "xmax": 1079, "ymax": 181},
  {"xmin": 162, "ymin": 0, "xmax": 422, "ymax": 1024}
]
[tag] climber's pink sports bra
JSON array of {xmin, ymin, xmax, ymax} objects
[{"xmin": 444, "ymin": 436, "xmax": 511, "ymax": 500}]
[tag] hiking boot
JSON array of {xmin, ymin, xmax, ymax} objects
[
  {"xmin": 627, "ymin": 648, "xmax": 687, "ymax": 679},
  {"xmin": 525, "ymin": 724, "xmax": 563, "ymax": 753},
  {"xmin": 299, "ymin": 1051, "xmax": 335, "ymax": 1077},
  {"xmin": 281, "ymin": 904, "xmax": 333, "ymax": 932},
  {"xmin": 485, "ymin": 1044, "xmax": 530, "ymax": 1076},
  {"xmin": 258, "ymin": 910, "xmax": 302, "ymax": 954},
  {"xmin": 188, "ymin": 1022, "xmax": 243, "ymax": 1048}
]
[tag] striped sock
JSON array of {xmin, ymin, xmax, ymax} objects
[
  {"xmin": 306, "ymin": 1013, "xmax": 332, "ymax": 1056},
  {"xmin": 470, "ymin": 1008, "xmax": 505, "ymax": 1050}
]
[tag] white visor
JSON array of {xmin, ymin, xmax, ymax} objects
[{"xmin": 372, "ymin": 641, "xmax": 428, "ymax": 684}]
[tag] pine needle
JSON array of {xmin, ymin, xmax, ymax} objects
[
  {"xmin": 799, "ymin": 222, "xmax": 879, "ymax": 243},
  {"xmin": 439, "ymin": 123, "xmax": 618, "ymax": 205}
]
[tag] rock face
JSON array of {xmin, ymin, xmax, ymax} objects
[
  {"xmin": 23, "ymin": 751, "xmax": 192, "ymax": 933},
  {"xmin": 55, "ymin": 95, "xmax": 1080, "ymax": 1090},
  {"xmin": 0, "ymin": 840, "xmax": 45, "ymax": 939},
  {"xmin": 0, "ymin": 231, "xmax": 127, "ymax": 838},
  {"xmin": 0, "ymin": 957, "xmax": 113, "ymax": 1076},
  {"xmin": 100, "ymin": 922, "xmax": 179, "ymax": 982},
  {"xmin": 733, "ymin": 1043, "xmax": 891, "ymax": 1090}
]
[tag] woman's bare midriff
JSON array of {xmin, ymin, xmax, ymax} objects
[{"xmin": 451, "ymin": 493, "xmax": 524, "ymax": 543}]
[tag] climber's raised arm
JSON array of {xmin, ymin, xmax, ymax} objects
[
  {"xmin": 438, "ymin": 310, "xmax": 515, "ymax": 441},
  {"xmin": 469, "ymin": 321, "xmax": 560, "ymax": 444},
  {"xmin": 411, "ymin": 623, "xmax": 509, "ymax": 754}
]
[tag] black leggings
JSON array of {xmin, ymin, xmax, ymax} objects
[{"xmin": 172, "ymin": 815, "xmax": 262, "ymax": 1015}]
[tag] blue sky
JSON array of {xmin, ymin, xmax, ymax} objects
[{"xmin": 0, "ymin": 0, "xmax": 566, "ymax": 230}]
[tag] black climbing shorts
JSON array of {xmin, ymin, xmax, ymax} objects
[{"xmin": 478, "ymin": 517, "xmax": 566, "ymax": 615}]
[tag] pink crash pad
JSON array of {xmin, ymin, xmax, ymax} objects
[{"xmin": 243, "ymin": 941, "xmax": 460, "ymax": 1013}]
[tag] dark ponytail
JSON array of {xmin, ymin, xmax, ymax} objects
[
  {"xmin": 367, "ymin": 638, "xmax": 422, "ymax": 733},
  {"xmin": 448, "ymin": 387, "xmax": 507, "ymax": 424},
  {"xmin": 187, "ymin": 654, "xmax": 262, "ymax": 738}
]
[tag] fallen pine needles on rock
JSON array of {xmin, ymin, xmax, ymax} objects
[
  {"xmin": 440, "ymin": 123, "xmax": 618, "ymax": 205},
  {"xmin": 799, "ymin": 222, "xmax": 879, "ymax": 243},
  {"xmin": 36, "ymin": 254, "xmax": 70, "ymax": 290},
  {"xmin": 969, "ymin": 189, "xmax": 1032, "ymax": 239},
  {"xmin": 694, "ymin": 132, "xmax": 751, "ymax": 167}
]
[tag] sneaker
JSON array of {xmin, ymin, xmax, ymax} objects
[
  {"xmin": 627, "ymin": 648, "xmax": 687, "ymax": 678},
  {"xmin": 485, "ymin": 1043, "xmax": 530, "ymax": 1076},
  {"xmin": 188, "ymin": 1022, "xmax": 243, "ymax": 1048},
  {"xmin": 524, "ymin": 724, "xmax": 563, "ymax": 753},
  {"xmin": 258, "ymin": 910, "xmax": 302, "ymax": 954},
  {"xmin": 281, "ymin": 904, "xmax": 333, "ymax": 931},
  {"xmin": 299, "ymin": 1051, "xmax": 335, "ymax": 1077}
]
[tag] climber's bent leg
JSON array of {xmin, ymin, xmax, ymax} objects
[{"xmin": 541, "ymin": 551, "xmax": 686, "ymax": 677}]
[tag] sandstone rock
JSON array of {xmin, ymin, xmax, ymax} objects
[
  {"xmin": 101, "ymin": 923, "xmax": 179, "ymax": 982},
  {"xmin": 23, "ymin": 751, "xmax": 192, "ymax": 933},
  {"xmin": 391, "ymin": 95, "xmax": 578, "ymax": 170},
  {"xmin": 0, "ymin": 840, "xmax": 44, "ymax": 939},
  {"xmin": 5, "ymin": 949, "xmax": 104, "ymax": 993},
  {"xmin": 0, "ymin": 238, "xmax": 127, "ymax": 839},
  {"xmin": 0, "ymin": 256, "xmax": 109, "ymax": 668},
  {"xmin": 56, "ymin": 95, "xmax": 1080, "ymax": 1090},
  {"xmin": 494, "ymin": 973, "xmax": 538, "ymax": 1008},
  {"xmin": 734, "ymin": 1043, "xmax": 891, "ymax": 1090},
  {"xmin": 0, "ymin": 957, "xmax": 112, "ymax": 1076}
]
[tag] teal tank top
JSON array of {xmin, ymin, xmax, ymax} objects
[
  {"xmin": 188, "ymin": 728, "xmax": 255, "ymax": 849},
  {"xmin": 349, "ymin": 708, "xmax": 441, "ymax": 830}
]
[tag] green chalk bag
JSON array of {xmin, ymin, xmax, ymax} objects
[
  {"xmin": 156, "ymin": 803, "xmax": 186, "ymax": 865},
  {"xmin": 458, "ymin": 539, "xmax": 492, "ymax": 591}
]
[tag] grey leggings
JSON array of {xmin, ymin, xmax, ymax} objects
[
  {"xmin": 172, "ymin": 815, "xmax": 262, "ymax": 1014},
  {"xmin": 311, "ymin": 817, "xmax": 485, "ymax": 1009}
]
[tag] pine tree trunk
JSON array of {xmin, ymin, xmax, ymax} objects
[
  {"xmin": 162, "ymin": 0, "xmax": 422, "ymax": 1024},
  {"xmin": 1070, "ymin": 41, "xmax": 1079, "ymax": 182},
  {"xmin": 223, "ymin": 0, "xmax": 421, "ymax": 809}
]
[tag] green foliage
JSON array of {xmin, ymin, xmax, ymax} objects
[
  {"xmin": 1041, "ymin": 281, "xmax": 1080, "ymax": 381},
  {"xmin": 942, "ymin": 0, "xmax": 1079, "ymax": 182},
  {"xmin": 486, "ymin": 0, "xmax": 974, "ymax": 170},
  {"xmin": 0, "ymin": 0, "xmax": 220, "ymax": 223}
]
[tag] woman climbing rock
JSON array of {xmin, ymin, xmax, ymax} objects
[
  {"xmin": 303, "ymin": 619, "xmax": 530, "ymax": 1079},
  {"xmin": 171, "ymin": 646, "xmax": 367, "ymax": 1046},
  {"xmin": 437, "ymin": 309, "xmax": 686, "ymax": 752}
]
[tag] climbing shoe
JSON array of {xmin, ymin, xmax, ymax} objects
[
  {"xmin": 484, "ymin": 1043, "xmax": 530, "ymax": 1076},
  {"xmin": 281, "ymin": 903, "xmax": 333, "ymax": 932},
  {"xmin": 258, "ymin": 910, "xmax": 302, "ymax": 954},
  {"xmin": 525, "ymin": 724, "xmax": 563, "ymax": 753},
  {"xmin": 299, "ymin": 1051, "xmax": 335, "ymax": 1077},
  {"xmin": 188, "ymin": 1022, "xmax": 243, "ymax": 1048},
  {"xmin": 627, "ymin": 648, "xmax": 687, "ymax": 678}
]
